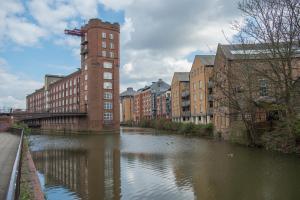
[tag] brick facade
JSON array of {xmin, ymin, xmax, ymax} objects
[{"xmin": 26, "ymin": 18, "xmax": 120, "ymax": 132}]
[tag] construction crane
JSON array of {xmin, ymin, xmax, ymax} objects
[{"xmin": 64, "ymin": 28, "xmax": 85, "ymax": 37}]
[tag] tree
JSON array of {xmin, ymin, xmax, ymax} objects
[{"xmin": 232, "ymin": 0, "xmax": 300, "ymax": 136}]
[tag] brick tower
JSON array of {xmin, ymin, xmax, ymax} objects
[{"xmin": 80, "ymin": 19, "xmax": 120, "ymax": 131}]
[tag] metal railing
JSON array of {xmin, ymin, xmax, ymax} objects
[{"xmin": 6, "ymin": 128, "xmax": 24, "ymax": 200}]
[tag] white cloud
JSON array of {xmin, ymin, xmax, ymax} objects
[
  {"xmin": 116, "ymin": 0, "xmax": 241, "ymax": 91},
  {"xmin": 0, "ymin": 58, "xmax": 43, "ymax": 108}
]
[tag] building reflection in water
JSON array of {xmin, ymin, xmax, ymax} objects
[{"xmin": 30, "ymin": 135, "xmax": 121, "ymax": 200}]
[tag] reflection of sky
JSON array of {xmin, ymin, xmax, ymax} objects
[
  {"xmin": 37, "ymin": 171, "xmax": 81, "ymax": 200},
  {"xmin": 121, "ymin": 153, "xmax": 194, "ymax": 200}
]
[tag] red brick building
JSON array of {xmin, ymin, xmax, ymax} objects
[
  {"xmin": 26, "ymin": 18, "xmax": 120, "ymax": 132},
  {"xmin": 133, "ymin": 79, "xmax": 170, "ymax": 122}
]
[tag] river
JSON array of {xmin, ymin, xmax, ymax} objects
[{"xmin": 29, "ymin": 127, "xmax": 300, "ymax": 200}]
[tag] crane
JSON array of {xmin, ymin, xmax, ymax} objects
[{"xmin": 64, "ymin": 28, "xmax": 85, "ymax": 37}]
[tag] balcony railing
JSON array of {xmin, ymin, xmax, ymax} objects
[
  {"xmin": 181, "ymin": 100, "xmax": 190, "ymax": 107},
  {"xmin": 182, "ymin": 111, "xmax": 191, "ymax": 117},
  {"xmin": 181, "ymin": 91, "xmax": 190, "ymax": 98},
  {"xmin": 207, "ymin": 108, "xmax": 214, "ymax": 116}
]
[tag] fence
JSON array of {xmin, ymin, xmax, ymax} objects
[{"xmin": 6, "ymin": 128, "xmax": 24, "ymax": 200}]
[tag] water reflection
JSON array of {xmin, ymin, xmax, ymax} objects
[
  {"xmin": 30, "ymin": 128, "xmax": 300, "ymax": 200},
  {"xmin": 30, "ymin": 134, "xmax": 121, "ymax": 200}
]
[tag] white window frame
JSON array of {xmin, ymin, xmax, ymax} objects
[
  {"xmin": 102, "ymin": 50, "xmax": 107, "ymax": 57},
  {"xmin": 104, "ymin": 102, "xmax": 113, "ymax": 109},
  {"xmin": 104, "ymin": 72, "xmax": 112, "ymax": 80},
  {"xmin": 102, "ymin": 32, "xmax": 106, "ymax": 38},
  {"xmin": 103, "ymin": 62, "xmax": 112, "ymax": 68},
  {"xmin": 109, "ymin": 33, "xmax": 114, "ymax": 40},
  {"xmin": 104, "ymin": 92, "xmax": 113, "ymax": 99},
  {"xmin": 103, "ymin": 82, "xmax": 112, "ymax": 89},
  {"xmin": 104, "ymin": 112, "xmax": 113, "ymax": 120}
]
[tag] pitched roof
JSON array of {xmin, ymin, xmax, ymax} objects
[
  {"xmin": 196, "ymin": 55, "xmax": 215, "ymax": 65},
  {"xmin": 218, "ymin": 43, "xmax": 300, "ymax": 60},
  {"xmin": 120, "ymin": 87, "xmax": 136, "ymax": 97},
  {"xmin": 173, "ymin": 72, "xmax": 190, "ymax": 82}
]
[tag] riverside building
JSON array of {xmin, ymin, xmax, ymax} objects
[
  {"xmin": 26, "ymin": 18, "xmax": 120, "ymax": 132},
  {"xmin": 120, "ymin": 87, "xmax": 136, "ymax": 123},
  {"xmin": 133, "ymin": 79, "xmax": 170, "ymax": 122},
  {"xmin": 171, "ymin": 72, "xmax": 190, "ymax": 122},
  {"xmin": 189, "ymin": 55, "xmax": 215, "ymax": 124}
]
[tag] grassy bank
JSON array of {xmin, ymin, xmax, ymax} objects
[{"xmin": 124, "ymin": 118, "xmax": 214, "ymax": 137}]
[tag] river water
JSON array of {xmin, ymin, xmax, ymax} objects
[{"xmin": 29, "ymin": 127, "xmax": 300, "ymax": 200}]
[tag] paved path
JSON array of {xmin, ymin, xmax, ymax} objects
[{"xmin": 0, "ymin": 132, "xmax": 20, "ymax": 199}]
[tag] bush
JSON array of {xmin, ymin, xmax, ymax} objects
[
  {"xmin": 12, "ymin": 122, "xmax": 31, "ymax": 135},
  {"xmin": 136, "ymin": 119, "xmax": 213, "ymax": 137}
]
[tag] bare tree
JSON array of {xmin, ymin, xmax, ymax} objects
[{"xmin": 232, "ymin": 0, "xmax": 300, "ymax": 136}]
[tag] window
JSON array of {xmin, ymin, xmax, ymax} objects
[
  {"xmin": 110, "ymin": 42, "xmax": 114, "ymax": 49},
  {"xmin": 104, "ymin": 102, "xmax": 113, "ymax": 109},
  {"xmin": 199, "ymin": 81, "xmax": 202, "ymax": 89},
  {"xmin": 103, "ymin": 62, "xmax": 112, "ymax": 68},
  {"xmin": 84, "ymin": 54, "xmax": 87, "ymax": 60},
  {"xmin": 109, "ymin": 52, "xmax": 114, "ymax": 58},
  {"xmin": 102, "ymin": 32, "xmax": 106, "ymax": 38},
  {"xmin": 84, "ymin": 95, "xmax": 87, "ymax": 101},
  {"xmin": 109, "ymin": 33, "xmax": 114, "ymax": 40},
  {"xmin": 104, "ymin": 72, "xmax": 112, "ymax": 79},
  {"xmin": 104, "ymin": 112, "xmax": 113, "ymax": 120},
  {"xmin": 104, "ymin": 82, "xmax": 112, "ymax": 89},
  {"xmin": 85, "ymin": 74, "xmax": 88, "ymax": 81},
  {"xmin": 102, "ymin": 41, "xmax": 106, "ymax": 48},
  {"xmin": 85, "ymin": 84, "xmax": 88, "ymax": 91},
  {"xmin": 84, "ymin": 64, "xmax": 87, "ymax": 70},
  {"xmin": 102, "ymin": 50, "xmax": 106, "ymax": 57},
  {"xmin": 104, "ymin": 92, "xmax": 113, "ymax": 99},
  {"xmin": 259, "ymin": 79, "xmax": 268, "ymax": 96}
]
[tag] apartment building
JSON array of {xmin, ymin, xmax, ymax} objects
[
  {"xmin": 190, "ymin": 55, "xmax": 215, "ymax": 124},
  {"xmin": 171, "ymin": 72, "xmax": 190, "ymax": 122},
  {"xmin": 213, "ymin": 43, "xmax": 300, "ymax": 137},
  {"xmin": 133, "ymin": 79, "xmax": 170, "ymax": 122},
  {"xmin": 156, "ymin": 88, "xmax": 172, "ymax": 119},
  {"xmin": 26, "ymin": 18, "xmax": 120, "ymax": 132},
  {"xmin": 120, "ymin": 87, "xmax": 136, "ymax": 123}
]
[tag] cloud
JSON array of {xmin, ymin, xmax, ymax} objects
[
  {"xmin": 0, "ymin": 58, "xmax": 43, "ymax": 108},
  {"xmin": 115, "ymin": 0, "xmax": 241, "ymax": 91},
  {"xmin": 0, "ymin": 0, "xmax": 46, "ymax": 46}
]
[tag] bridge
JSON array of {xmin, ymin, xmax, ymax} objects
[{"xmin": 0, "ymin": 108, "xmax": 87, "ymax": 128}]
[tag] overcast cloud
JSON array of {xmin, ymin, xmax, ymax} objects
[{"xmin": 0, "ymin": 0, "xmax": 241, "ymax": 108}]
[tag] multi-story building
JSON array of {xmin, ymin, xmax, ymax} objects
[
  {"xmin": 120, "ymin": 87, "xmax": 136, "ymax": 123},
  {"xmin": 26, "ymin": 18, "xmax": 120, "ymax": 132},
  {"xmin": 133, "ymin": 79, "xmax": 170, "ymax": 122},
  {"xmin": 156, "ymin": 88, "xmax": 172, "ymax": 119},
  {"xmin": 171, "ymin": 72, "xmax": 190, "ymax": 122},
  {"xmin": 189, "ymin": 55, "xmax": 215, "ymax": 124},
  {"xmin": 213, "ymin": 43, "xmax": 300, "ymax": 137}
]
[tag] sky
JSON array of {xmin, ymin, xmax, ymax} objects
[{"xmin": 0, "ymin": 0, "xmax": 241, "ymax": 109}]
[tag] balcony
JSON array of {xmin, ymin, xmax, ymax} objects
[
  {"xmin": 81, "ymin": 40, "xmax": 88, "ymax": 45},
  {"xmin": 80, "ymin": 46, "xmax": 88, "ymax": 55},
  {"xmin": 182, "ymin": 111, "xmax": 191, "ymax": 117},
  {"xmin": 181, "ymin": 91, "xmax": 190, "ymax": 98},
  {"xmin": 207, "ymin": 108, "xmax": 214, "ymax": 116},
  {"xmin": 208, "ymin": 81, "xmax": 214, "ymax": 88},
  {"xmin": 181, "ymin": 100, "xmax": 190, "ymax": 107}
]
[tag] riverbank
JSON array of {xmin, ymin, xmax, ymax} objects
[
  {"xmin": 20, "ymin": 138, "xmax": 44, "ymax": 200},
  {"xmin": 124, "ymin": 119, "xmax": 300, "ymax": 155},
  {"xmin": 124, "ymin": 118, "xmax": 213, "ymax": 137}
]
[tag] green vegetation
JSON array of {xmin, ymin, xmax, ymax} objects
[
  {"xmin": 12, "ymin": 122, "xmax": 31, "ymax": 135},
  {"xmin": 20, "ymin": 138, "xmax": 34, "ymax": 200},
  {"xmin": 125, "ymin": 118, "xmax": 213, "ymax": 137}
]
